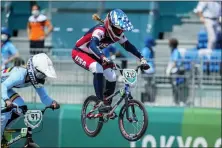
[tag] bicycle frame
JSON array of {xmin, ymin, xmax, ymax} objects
[
  {"xmin": 88, "ymin": 63, "xmax": 147, "ymax": 120},
  {"xmin": 103, "ymin": 83, "xmax": 134, "ymax": 121},
  {"xmin": 102, "ymin": 63, "xmax": 141, "ymax": 119},
  {"xmin": 2, "ymin": 127, "xmax": 32, "ymax": 147}
]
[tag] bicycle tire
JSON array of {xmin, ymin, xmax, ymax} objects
[
  {"xmin": 118, "ymin": 99, "xmax": 148, "ymax": 141},
  {"xmin": 81, "ymin": 95, "xmax": 103, "ymax": 137}
]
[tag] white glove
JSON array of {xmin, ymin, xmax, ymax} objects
[
  {"xmin": 101, "ymin": 56, "xmax": 110, "ymax": 65},
  {"xmin": 166, "ymin": 62, "xmax": 174, "ymax": 77},
  {"xmin": 140, "ymin": 57, "xmax": 147, "ymax": 65},
  {"xmin": 110, "ymin": 55, "xmax": 116, "ymax": 60}
]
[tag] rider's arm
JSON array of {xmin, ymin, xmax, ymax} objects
[
  {"xmin": 1, "ymin": 69, "xmax": 23, "ymax": 101},
  {"xmin": 35, "ymin": 87, "xmax": 54, "ymax": 106},
  {"xmin": 119, "ymin": 34, "xmax": 143, "ymax": 59},
  {"xmin": 89, "ymin": 29, "xmax": 105, "ymax": 59}
]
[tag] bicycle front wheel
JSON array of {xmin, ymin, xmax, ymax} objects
[
  {"xmin": 118, "ymin": 99, "xmax": 148, "ymax": 141},
  {"xmin": 81, "ymin": 95, "xmax": 104, "ymax": 137}
]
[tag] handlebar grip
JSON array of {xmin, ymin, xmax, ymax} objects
[
  {"xmin": 1, "ymin": 105, "xmax": 27, "ymax": 113},
  {"xmin": 52, "ymin": 103, "xmax": 60, "ymax": 109},
  {"xmin": 48, "ymin": 102, "xmax": 60, "ymax": 110},
  {"xmin": 141, "ymin": 64, "xmax": 150, "ymax": 70},
  {"xmin": 1, "ymin": 107, "xmax": 14, "ymax": 113},
  {"xmin": 107, "ymin": 60, "xmax": 114, "ymax": 65},
  {"xmin": 19, "ymin": 105, "xmax": 28, "ymax": 113}
]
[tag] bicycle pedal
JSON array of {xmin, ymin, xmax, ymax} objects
[
  {"xmin": 127, "ymin": 118, "xmax": 133, "ymax": 122},
  {"xmin": 86, "ymin": 113, "xmax": 103, "ymax": 118},
  {"xmin": 94, "ymin": 113, "xmax": 103, "ymax": 118},
  {"xmin": 86, "ymin": 113, "xmax": 94, "ymax": 118}
]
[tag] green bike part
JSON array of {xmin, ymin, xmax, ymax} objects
[
  {"xmin": 119, "ymin": 88, "xmax": 125, "ymax": 97},
  {"xmin": 3, "ymin": 132, "xmax": 12, "ymax": 142}
]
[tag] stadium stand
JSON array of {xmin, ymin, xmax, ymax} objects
[{"xmin": 1, "ymin": 1, "xmax": 221, "ymax": 107}]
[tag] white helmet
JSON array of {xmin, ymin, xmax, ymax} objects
[{"xmin": 27, "ymin": 53, "xmax": 57, "ymax": 87}]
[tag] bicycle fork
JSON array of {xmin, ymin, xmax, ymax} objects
[
  {"xmin": 125, "ymin": 94, "xmax": 138, "ymax": 123},
  {"xmin": 24, "ymin": 127, "xmax": 34, "ymax": 146}
]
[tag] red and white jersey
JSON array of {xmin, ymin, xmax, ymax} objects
[{"xmin": 75, "ymin": 24, "xmax": 127, "ymax": 54}]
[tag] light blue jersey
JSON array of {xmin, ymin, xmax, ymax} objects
[
  {"xmin": 1, "ymin": 66, "xmax": 53, "ymax": 106},
  {"xmin": 170, "ymin": 48, "xmax": 184, "ymax": 85},
  {"xmin": 170, "ymin": 48, "xmax": 182, "ymax": 67}
]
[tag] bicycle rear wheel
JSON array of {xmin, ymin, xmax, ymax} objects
[
  {"xmin": 81, "ymin": 95, "xmax": 104, "ymax": 137},
  {"xmin": 118, "ymin": 99, "xmax": 148, "ymax": 141}
]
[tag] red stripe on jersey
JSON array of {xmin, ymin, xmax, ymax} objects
[
  {"xmin": 75, "ymin": 26, "xmax": 106, "ymax": 48},
  {"xmin": 75, "ymin": 33, "xmax": 92, "ymax": 47}
]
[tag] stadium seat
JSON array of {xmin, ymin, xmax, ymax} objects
[
  {"xmin": 209, "ymin": 50, "xmax": 222, "ymax": 73},
  {"xmin": 197, "ymin": 28, "xmax": 208, "ymax": 49},
  {"xmin": 183, "ymin": 49, "xmax": 198, "ymax": 70}
]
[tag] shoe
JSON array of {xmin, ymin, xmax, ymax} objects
[{"xmin": 97, "ymin": 101, "xmax": 112, "ymax": 113}]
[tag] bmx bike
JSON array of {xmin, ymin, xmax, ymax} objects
[
  {"xmin": 1, "ymin": 104, "xmax": 58, "ymax": 148},
  {"xmin": 81, "ymin": 62, "xmax": 149, "ymax": 141}
]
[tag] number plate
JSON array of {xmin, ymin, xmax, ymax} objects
[
  {"xmin": 20, "ymin": 128, "xmax": 28, "ymax": 137},
  {"xmin": 123, "ymin": 69, "xmax": 137, "ymax": 85},
  {"xmin": 24, "ymin": 110, "xmax": 42, "ymax": 129}
]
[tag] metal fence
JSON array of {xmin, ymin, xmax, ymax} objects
[{"xmin": 11, "ymin": 48, "xmax": 221, "ymax": 109}]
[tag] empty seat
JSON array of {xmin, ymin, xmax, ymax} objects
[
  {"xmin": 197, "ymin": 28, "xmax": 208, "ymax": 49},
  {"xmin": 209, "ymin": 50, "xmax": 222, "ymax": 73},
  {"xmin": 183, "ymin": 49, "xmax": 198, "ymax": 70}
]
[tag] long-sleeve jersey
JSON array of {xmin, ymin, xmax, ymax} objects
[
  {"xmin": 1, "ymin": 67, "xmax": 53, "ymax": 106},
  {"xmin": 75, "ymin": 24, "xmax": 143, "ymax": 59}
]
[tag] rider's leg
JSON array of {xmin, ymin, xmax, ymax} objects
[
  {"xmin": 90, "ymin": 63, "xmax": 113, "ymax": 112},
  {"xmin": 103, "ymin": 68, "xmax": 117, "ymax": 119},
  {"xmin": 72, "ymin": 50, "xmax": 111, "ymax": 111},
  {"xmin": 93, "ymin": 72, "xmax": 104, "ymax": 101},
  {"xmin": 103, "ymin": 68, "xmax": 117, "ymax": 105},
  {"xmin": 72, "ymin": 50, "xmax": 104, "ymax": 100}
]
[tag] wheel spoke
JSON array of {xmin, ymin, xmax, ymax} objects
[
  {"xmin": 118, "ymin": 100, "xmax": 148, "ymax": 141},
  {"xmin": 81, "ymin": 96, "xmax": 104, "ymax": 137}
]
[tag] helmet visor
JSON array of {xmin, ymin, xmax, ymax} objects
[
  {"xmin": 112, "ymin": 25, "xmax": 123, "ymax": 36},
  {"xmin": 35, "ymin": 69, "xmax": 46, "ymax": 80}
]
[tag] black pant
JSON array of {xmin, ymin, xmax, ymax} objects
[
  {"xmin": 141, "ymin": 75, "xmax": 156, "ymax": 103},
  {"xmin": 30, "ymin": 40, "xmax": 45, "ymax": 55},
  {"xmin": 171, "ymin": 77, "xmax": 189, "ymax": 104}
]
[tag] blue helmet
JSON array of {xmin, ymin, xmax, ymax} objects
[
  {"xmin": 104, "ymin": 9, "xmax": 133, "ymax": 41},
  {"xmin": 144, "ymin": 36, "xmax": 156, "ymax": 47},
  {"xmin": 1, "ymin": 27, "xmax": 11, "ymax": 37}
]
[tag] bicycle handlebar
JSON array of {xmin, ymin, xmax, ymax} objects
[
  {"xmin": 108, "ymin": 61, "xmax": 149, "ymax": 74},
  {"xmin": 1, "ymin": 104, "xmax": 56, "ymax": 114},
  {"xmin": 1, "ymin": 105, "xmax": 27, "ymax": 113}
]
